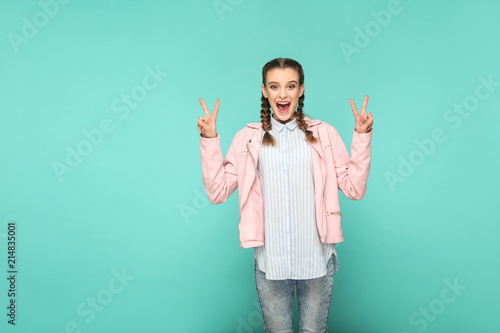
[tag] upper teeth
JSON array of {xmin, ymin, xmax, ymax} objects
[{"xmin": 278, "ymin": 102, "xmax": 288, "ymax": 105}]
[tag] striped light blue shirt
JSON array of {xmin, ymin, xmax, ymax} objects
[{"xmin": 254, "ymin": 115, "xmax": 339, "ymax": 280}]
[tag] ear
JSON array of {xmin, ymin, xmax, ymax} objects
[
  {"xmin": 261, "ymin": 83, "xmax": 268, "ymax": 98},
  {"xmin": 299, "ymin": 84, "xmax": 305, "ymax": 97}
]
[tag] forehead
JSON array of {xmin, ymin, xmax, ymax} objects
[{"xmin": 265, "ymin": 68, "xmax": 299, "ymax": 83}]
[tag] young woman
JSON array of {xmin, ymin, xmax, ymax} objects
[{"xmin": 198, "ymin": 58, "xmax": 373, "ymax": 332}]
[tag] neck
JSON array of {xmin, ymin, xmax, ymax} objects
[{"xmin": 272, "ymin": 112, "xmax": 296, "ymax": 124}]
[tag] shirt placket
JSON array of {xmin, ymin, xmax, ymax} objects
[{"xmin": 282, "ymin": 127, "xmax": 292, "ymax": 277}]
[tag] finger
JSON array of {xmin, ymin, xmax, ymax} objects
[
  {"xmin": 360, "ymin": 95, "xmax": 369, "ymax": 115},
  {"xmin": 212, "ymin": 98, "xmax": 220, "ymax": 119},
  {"xmin": 197, "ymin": 117, "xmax": 209, "ymax": 131},
  {"xmin": 350, "ymin": 98, "xmax": 359, "ymax": 117},
  {"xmin": 364, "ymin": 116, "xmax": 373, "ymax": 128},
  {"xmin": 199, "ymin": 98, "xmax": 210, "ymax": 117}
]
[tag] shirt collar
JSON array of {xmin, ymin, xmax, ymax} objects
[{"xmin": 271, "ymin": 114, "xmax": 298, "ymax": 132}]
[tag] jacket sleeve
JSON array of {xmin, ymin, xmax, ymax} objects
[
  {"xmin": 330, "ymin": 125, "xmax": 372, "ymax": 200},
  {"xmin": 199, "ymin": 132, "xmax": 239, "ymax": 204}
]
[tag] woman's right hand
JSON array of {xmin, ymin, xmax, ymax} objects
[{"xmin": 198, "ymin": 98, "xmax": 219, "ymax": 138}]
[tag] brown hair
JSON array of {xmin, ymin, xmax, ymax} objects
[{"xmin": 261, "ymin": 58, "xmax": 318, "ymax": 146}]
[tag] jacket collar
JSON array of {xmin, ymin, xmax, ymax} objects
[{"xmin": 246, "ymin": 116, "xmax": 321, "ymax": 129}]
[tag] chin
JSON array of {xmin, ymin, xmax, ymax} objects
[{"xmin": 273, "ymin": 109, "xmax": 294, "ymax": 121}]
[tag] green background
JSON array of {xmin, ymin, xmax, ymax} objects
[{"xmin": 1, "ymin": 0, "xmax": 499, "ymax": 332}]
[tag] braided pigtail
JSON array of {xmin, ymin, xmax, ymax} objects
[
  {"xmin": 295, "ymin": 93, "xmax": 318, "ymax": 144},
  {"xmin": 261, "ymin": 95, "xmax": 275, "ymax": 146}
]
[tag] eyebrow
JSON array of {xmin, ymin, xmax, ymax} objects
[{"xmin": 268, "ymin": 80, "xmax": 298, "ymax": 84}]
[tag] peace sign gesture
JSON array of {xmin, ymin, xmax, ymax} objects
[
  {"xmin": 350, "ymin": 95, "xmax": 373, "ymax": 134},
  {"xmin": 198, "ymin": 98, "xmax": 220, "ymax": 138}
]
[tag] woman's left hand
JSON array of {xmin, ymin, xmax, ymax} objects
[{"xmin": 350, "ymin": 95, "xmax": 373, "ymax": 133}]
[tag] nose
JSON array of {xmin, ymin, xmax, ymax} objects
[{"xmin": 279, "ymin": 87, "xmax": 287, "ymax": 98}]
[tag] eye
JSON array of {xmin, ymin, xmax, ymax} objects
[
  {"xmin": 288, "ymin": 84, "xmax": 296, "ymax": 89},
  {"xmin": 270, "ymin": 85, "xmax": 278, "ymax": 89}
]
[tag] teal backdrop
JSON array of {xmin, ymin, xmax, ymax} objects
[{"xmin": 1, "ymin": 0, "xmax": 499, "ymax": 332}]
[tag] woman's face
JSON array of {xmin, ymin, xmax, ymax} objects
[{"xmin": 262, "ymin": 68, "xmax": 304, "ymax": 122}]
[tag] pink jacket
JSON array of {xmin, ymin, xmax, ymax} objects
[{"xmin": 199, "ymin": 116, "xmax": 372, "ymax": 248}]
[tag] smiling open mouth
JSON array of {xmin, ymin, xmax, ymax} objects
[{"xmin": 277, "ymin": 102, "xmax": 290, "ymax": 113}]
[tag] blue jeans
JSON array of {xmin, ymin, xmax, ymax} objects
[{"xmin": 254, "ymin": 253, "xmax": 337, "ymax": 333}]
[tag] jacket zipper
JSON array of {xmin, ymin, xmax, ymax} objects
[
  {"xmin": 245, "ymin": 141, "xmax": 257, "ymax": 206},
  {"xmin": 317, "ymin": 127, "xmax": 326, "ymax": 199},
  {"xmin": 317, "ymin": 127, "xmax": 341, "ymax": 218}
]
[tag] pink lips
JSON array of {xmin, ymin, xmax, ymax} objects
[{"xmin": 276, "ymin": 101, "xmax": 290, "ymax": 113}]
